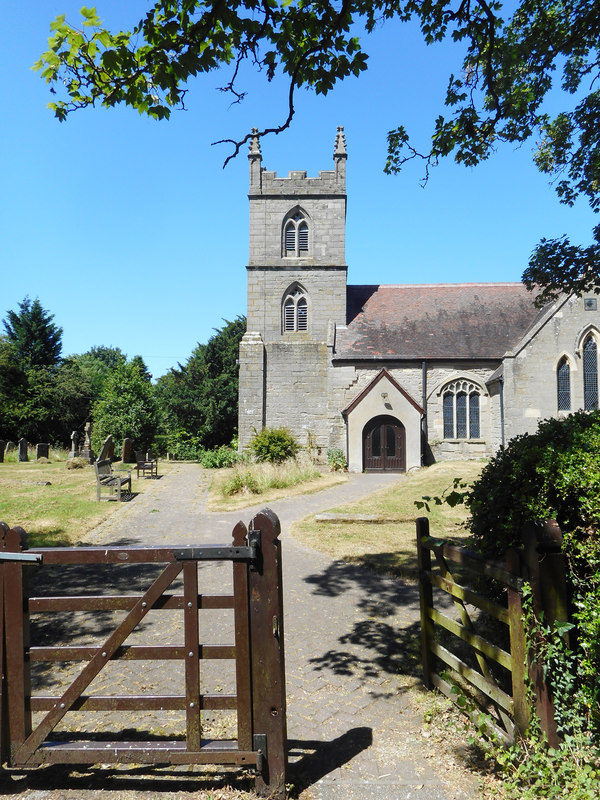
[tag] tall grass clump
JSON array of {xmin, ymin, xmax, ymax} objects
[{"xmin": 220, "ymin": 453, "xmax": 320, "ymax": 497}]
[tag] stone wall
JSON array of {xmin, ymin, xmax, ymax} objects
[{"xmin": 503, "ymin": 294, "xmax": 600, "ymax": 440}]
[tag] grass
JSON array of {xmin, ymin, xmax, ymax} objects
[
  {"xmin": 206, "ymin": 456, "xmax": 348, "ymax": 511},
  {"xmin": 0, "ymin": 457, "xmax": 171, "ymax": 547},
  {"xmin": 292, "ymin": 460, "xmax": 485, "ymax": 580}
]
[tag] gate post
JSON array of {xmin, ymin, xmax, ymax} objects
[
  {"xmin": 0, "ymin": 523, "xmax": 8, "ymax": 763},
  {"xmin": 0, "ymin": 525, "xmax": 32, "ymax": 762},
  {"xmin": 247, "ymin": 509, "xmax": 287, "ymax": 799},
  {"xmin": 506, "ymin": 548, "xmax": 529, "ymax": 735},
  {"xmin": 522, "ymin": 520, "xmax": 570, "ymax": 747},
  {"xmin": 416, "ymin": 517, "xmax": 434, "ymax": 689}
]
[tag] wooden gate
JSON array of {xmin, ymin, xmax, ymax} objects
[{"xmin": 0, "ymin": 510, "xmax": 286, "ymax": 798}]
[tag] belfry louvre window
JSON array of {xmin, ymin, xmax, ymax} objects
[
  {"xmin": 557, "ymin": 357, "xmax": 571, "ymax": 411},
  {"xmin": 442, "ymin": 380, "xmax": 481, "ymax": 439},
  {"xmin": 283, "ymin": 288, "xmax": 308, "ymax": 332},
  {"xmin": 583, "ymin": 335, "xmax": 598, "ymax": 410},
  {"xmin": 284, "ymin": 212, "xmax": 309, "ymax": 257}
]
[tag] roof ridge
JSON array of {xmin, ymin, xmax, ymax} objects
[{"xmin": 348, "ymin": 282, "xmax": 526, "ymax": 289}]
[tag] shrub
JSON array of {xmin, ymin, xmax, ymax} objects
[
  {"xmin": 327, "ymin": 448, "xmax": 347, "ymax": 471},
  {"xmin": 247, "ymin": 427, "xmax": 299, "ymax": 463},
  {"xmin": 466, "ymin": 410, "xmax": 600, "ymax": 742},
  {"xmin": 467, "ymin": 410, "xmax": 600, "ymax": 555},
  {"xmin": 198, "ymin": 445, "xmax": 241, "ymax": 469}
]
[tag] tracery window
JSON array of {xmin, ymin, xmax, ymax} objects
[
  {"xmin": 557, "ymin": 357, "xmax": 571, "ymax": 411},
  {"xmin": 583, "ymin": 334, "xmax": 598, "ymax": 410},
  {"xmin": 442, "ymin": 380, "xmax": 481, "ymax": 439},
  {"xmin": 283, "ymin": 212, "xmax": 309, "ymax": 257},
  {"xmin": 283, "ymin": 287, "xmax": 308, "ymax": 332}
]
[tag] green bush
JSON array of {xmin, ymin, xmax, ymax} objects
[
  {"xmin": 247, "ymin": 427, "xmax": 299, "ymax": 463},
  {"xmin": 327, "ymin": 448, "xmax": 347, "ymax": 471},
  {"xmin": 466, "ymin": 410, "xmax": 600, "ymax": 740},
  {"xmin": 166, "ymin": 429, "xmax": 204, "ymax": 460},
  {"xmin": 198, "ymin": 445, "xmax": 241, "ymax": 469},
  {"xmin": 467, "ymin": 410, "xmax": 600, "ymax": 556}
]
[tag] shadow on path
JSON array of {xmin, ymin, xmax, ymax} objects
[{"xmin": 303, "ymin": 559, "xmax": 423, "ymax": 682}]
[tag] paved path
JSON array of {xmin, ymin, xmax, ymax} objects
[{"xmin": 15, "ymin": 464, "xmax": 480, "ymax": 799}]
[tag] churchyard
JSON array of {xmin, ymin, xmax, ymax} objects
[{"xmin": 0, "ymin": 451, "xmax": 173, "ymax": 547}]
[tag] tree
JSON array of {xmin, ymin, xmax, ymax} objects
[
  {"xmin": 35, "ymin": 3, "xmax": 600, "ymax": 301},
  {"xmin": 66, "ymin": 345, "xmax": 127, "ymax": 398},
  {"xmin": 3, "ymin": 296, "xmax": 62, "ymax": 367},
  {"xmin": 91, "ymin": 357, "xmax": 158, "ymax": 452},
  {"xmin": 155, "ymin": 316, "xmax": 246, "ymax": 449}
]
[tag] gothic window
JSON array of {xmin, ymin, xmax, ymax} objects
[
  {"xmin": 282, "ymin": 287, "xmax": 309, "ymax": 332},
  {"xmin": 583, "ymin": 334, "xmax": 598, "ymax": 410},
  {"xmin": 283, "ymin": 212, "xmax": 309, "ymax": 257},
  {"xmin": 442, "ymin": 380, "xmax": 481, "ymax": 439},
  {"xmin": 557, "ymin": 357, "xmax": 571, "ymax": 411}
]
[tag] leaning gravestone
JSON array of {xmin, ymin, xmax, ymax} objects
[
  {"xmin": 18, "ymin": 438, "xmax": 28, "ymax": 462},
  {"xmin": 122, "ymin": 438, "xmax": 134, "ymax": 464},
  {"xmin": 97, "ymin": 435, "xmax": 114, "ymax": 462},
  {"xmin": 0, "ymin": 440, "xmax": 5, "ymax": 463},
  {"xmin": 36, "ymin": 443, "xmax": 50, "ymax": 460}
]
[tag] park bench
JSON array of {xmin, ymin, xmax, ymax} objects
[
  {"xmin": 135, "ymin": 451, "xmax": 158, "ymax": 479},
  {"xmin": 94, "ymin": 458, "xmax": 132, "ymax": 501}
]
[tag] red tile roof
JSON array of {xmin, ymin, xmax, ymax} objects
[{"xmin": 335, "ymin": 283, "xmax": 543, "ymax": 360}]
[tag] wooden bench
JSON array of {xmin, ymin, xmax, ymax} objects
[
  {"xmin": 135, "ymin": 451, "xmax": 158, "ymax": 479},
  {"xmin": 94, "ymin": 459, "xmax": 132, "ymax": 501}
]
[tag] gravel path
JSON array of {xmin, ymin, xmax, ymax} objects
[{"xmin": 2, "ymin": 464, "xmax": 480, "ymax": 800}]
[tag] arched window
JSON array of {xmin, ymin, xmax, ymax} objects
[
  {"xmin": 583, "ymin": 334, "xmax": 598, "ymax": 410},
  {"xmin": 557, "ymin": 357, "xmax": 571, "ymax": 411},
  {"xmin": 283, "ymin": 212, "xmax": 309, "ymax": 257},
  {"xmin": 282, "ymin": 287, "xmax": 309, "ymax": 332},
  {"xmin": 442, "ymin": 380, "xmax": 481, "ymax": 439}
]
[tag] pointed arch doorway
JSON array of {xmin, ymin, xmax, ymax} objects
[{"xmin": 363, "ymin": 415, "xmax": 406, "ymax": 472}]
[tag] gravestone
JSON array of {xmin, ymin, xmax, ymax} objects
[
  {"xmin": 79, "ymin": 421, "xmax": 95, "ymax": 463},
  {"xmin": 18, "ymin": 438, "xmax": 28, "ymax": 462},
  {"xmin": 0, "ymin": 440, "xmax": 5, "ymax": 463},
  {"xmin": 36, "ymin": 443, "xmax": 50, "ymax": 460},
  {"xmin": 98, "ymin": 435, "xmax": 114, "ymax": 462},
  {"xmin": 122, "ymin": 438, "xmax": 134, "ymax": 463},
  {"xmin": 69, "ymin": 431, "xmax": 79, "ymax": 459},
  {"xmin": 5, "ymin": 441, "xmax": 16, "ymax": 452}
]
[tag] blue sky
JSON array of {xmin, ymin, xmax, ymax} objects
[{"xmin": 1, "ymin": 2, "xmax": 596, "ymax": 380}]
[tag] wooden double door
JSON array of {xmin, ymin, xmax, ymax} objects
[{"xmin": 363, "ymin": 415, "xmax": 406, "ymax": 472}]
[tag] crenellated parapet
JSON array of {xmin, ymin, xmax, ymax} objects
[{"xmin": 249, "ymin": 127, "xmax": 346, "ymax": 196}]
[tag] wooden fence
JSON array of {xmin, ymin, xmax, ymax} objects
[{"xmin": 416, "ymin": 517, "xmax": 570, "ymax": 745}]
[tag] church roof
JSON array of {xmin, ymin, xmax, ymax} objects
[{"xmin": 335, "ymin": 283, "xmax": 544, "ymax": 360}]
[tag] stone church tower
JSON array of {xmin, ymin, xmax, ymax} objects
[{"xmin": 238, "ymin": 128, "xmax": 348, "ymax": 453}]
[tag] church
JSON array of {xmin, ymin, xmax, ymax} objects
[{"xmin": 238, "ymin": 128, "xmax": 600, "ymax": 472}]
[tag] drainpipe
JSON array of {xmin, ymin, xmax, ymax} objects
[
  {"xmin": 421, "ymin": 360, "xmax": 427, "ymax": 465},
  {"xmin": 499, "ymin": 375, "xmax": 505, "ymax": 448}
]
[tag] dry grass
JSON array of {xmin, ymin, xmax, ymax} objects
[
  {"xmin": 206, "ymin": 459, "xmax": 348, "ymax": 511},
  {"xmin": 292, "ymin": 461, "xmax": 485, "ymax": 581},
  {"xmin": 0, "ymin": 459, "xmax": 174, "ymax": 547}
]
